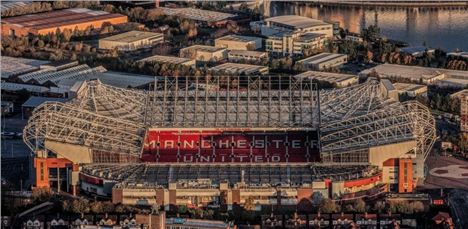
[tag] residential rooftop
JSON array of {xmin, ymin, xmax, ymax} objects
[
  {"xmin": 297, "ymin": 53, "xmax": 348, "ymax": 64},
  {"xmin": 265, "ymin": 15, "xmax": 329, "ymax": 29},
  {"xmin": 294, "ymin": 71, "xmax": 357, "ymax": 83},
  {"xmin": 101, "ymin": 31, "xmax": 163, "ymax": 43},
  {"xmin": 138, "ymin": 55, "xmax": 194, "ymax": 65},
  {"xmin": 159, "ymin": 7, "xmax": 235, "ymax": 23}
]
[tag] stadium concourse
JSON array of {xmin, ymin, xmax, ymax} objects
[{"xmin": 23, "ymin": 76, "xmax": 436, "ymax": 209}]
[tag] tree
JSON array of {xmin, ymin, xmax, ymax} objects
[
  {"xmin": 353, "ymin": 199, "xmax": 367, "ymax": 213},
  {"xmin": 91, "ymin": 201, "xmax": 104, "ymax": 214},
  {"xmin": 362, "ymin": 25, "xmax": 381, "ymax": 42},
  {"xmin": 244, "ymin": 196, "xmax": 256, "ymax": 211},
  {"xmin": 374, "ymin": 201, "xmax": 386, "ymax": 213},
  {"xmin": 319, "ymin": 198, "xmax": 339, "ymax": 213},
  {"xmin": 72, "ymin": 198, "xmax": 90, "ymax": 214}
]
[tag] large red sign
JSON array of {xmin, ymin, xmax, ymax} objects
[{"xmin": 141, "ymin": 129, "xmax": 319, "ymax": 163}]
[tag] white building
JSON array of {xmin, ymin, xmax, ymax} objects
[
  {"xmin": 261, "ymin": 15, "xmax": 333, "ymax": 38},
  {"xmin": 215, "ymin": 35, "xmax": 262, "ymax": 51},
  {"xmin": 265, "ymin": 32, "xmax": 327, "ymax": 56},
  {"xmin": 294, "ymin": 71, "xmax": 358, "ymax": 88},
  {"xmin": 297, "ymin": 53, "xmax": 348, "ymax": 71},
  {"xmin": 99, "ymin": 31, "xmax": 164, "ymax": 51},
  {"xmin": 179, "ymin": 45, "xmax": 228, "ymax": 62}
]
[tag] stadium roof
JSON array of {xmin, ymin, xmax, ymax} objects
[
  {"xmin": 23, "ymin": 78, "xmax": 436, "ymax": 161},
  {"xmin": 265, "ymin": 15, "xmax": 329, "ymax": 29}
]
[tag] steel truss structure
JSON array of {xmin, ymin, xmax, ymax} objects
[{"xmin": 23, "ymin": 77, "xmax": 436, "ymax": 164}]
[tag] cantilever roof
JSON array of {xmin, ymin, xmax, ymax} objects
[{"xmin": 265, "ymin": 15, "xmax": 329, "ymax": 29}]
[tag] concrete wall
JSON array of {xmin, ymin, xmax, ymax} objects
[{"xmin": 369, "ymin": 140, "xmax": 416, "ymax": 168}]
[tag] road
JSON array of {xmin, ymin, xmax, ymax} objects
[{"xmin": 448, "ymin": 189, "xmax": 468, "ymax": 229}]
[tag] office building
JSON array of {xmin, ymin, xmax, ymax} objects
[
  {"xmin": 297, "ymin": 53, "xmax": 348, "ymax": 70},
  {"xmin": 215, "ymin": 35, "xmax": 262, "ymax": 51}
]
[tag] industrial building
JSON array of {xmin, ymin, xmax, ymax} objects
[
  {"xmin": 297, "ymin": 53, "xmax": 348, "ymax": 70},
  {"xmin": 228, "ymin": 50, "xmax": 268, "ymax": 62},
  {"xmin": 23, "ymin": 75, "xmax": 436, "ymax": 209},
  {"xmin": 1, "ymin": 8, "xmax": 128, "ymax": 36},
  {"xmin": 1, "ymin": 56, "xmax": 49, "ymax": 79},
  {"xmin": 159, "ymin": 7, "xmax": 235, "ymax": 26},
  {"xmin": 261, "ymin": 15, "xmax": 333, "ymax": 38},
  {"xmin": 393, "ymin": 83, "xmax": 428, "ymax": 97},
  {"xmin": 99, "ymin": 31, "xmax": 164, "ymax": 51},
  {"xmin": 294, "ymin": 71, "xmax": 358, "ymax": 88},
  {"xmin": 215, "ymin": 35, "xmax": 263, "ymax": 51},
  {"xmin": 138, "ymin": 55, "xmax": 196, "ymax": 67},
  {"xmin": 209, "ymin": 63, "xmax": 269, "ymax": 75},
  {"xmin": 179, "ymin": 45, "xmax": 227, "ymax": 62},
  {"xmin": 359, "ymin": 64, "xmax": 468, "ymax": 86},
  {"xmin": 265, "ymin": 32, "xmax": 327, "ymax": 56}
]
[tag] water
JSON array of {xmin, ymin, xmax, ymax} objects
[{"xmin": 269, "ymin": 2, "xmax": 468, "ymax": 51}]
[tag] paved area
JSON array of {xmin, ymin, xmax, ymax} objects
[
  {"xmin": 448, "ymin": 189, "xmax": 468, "ymax": 229},
  {"xmin": 422, "ymin": 155, "xmax": 468, "ymax": 189}
]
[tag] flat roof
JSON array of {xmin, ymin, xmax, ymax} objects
[
  {"xmin": 138, "ymin": 55, "xmax": 194, "ymax": 65},
  {"xmin": 1, "ymin": 56, "xmax": 49, "ymax": 79},
  {"xmin": 2, "ymin": 8, "xmax": 126, "ymax": 31},
  {"xmin": 265, "ymin": 15, "xmax": 329, "ymax": 29},
  {"xmin": 1, "ymin": 82, "xmax": 49, "ymax": 93},
  {"xmin": 298, "ymin": 53, "xmax": 347, "ymax": 65},
  {"xmin": 182, "ymin": 45, "xmax": 225, "ymax": 53},
  {"xmin": 360, "ymin": 64, "xmax": 468, "ymax": 80},
  {"xmin": 22, "ymin": 96, "xmax": 68, "ymax": 108},
  {"xmin": 97, "ymin": 71, "xmax": 155, "ymax": 88},
  {"xmin": 159, "ymin": 7, "xmax": 235, "ymax": 23},
  {"xmin": 295, "ymin": 33, "xmax": 326, "ymax": 42},
  {"xmin": 294, "ymin": 71, "xmax": 357, "ymax": 83},
  {"xmin": 101, "ymin": 31, "xmax": 163, "ymax": 43},
  {"xmin": 209, "ymin": 63, "xmax": 268, "ymax": 74},
  {"xmin": 228, "ymin": 50, "xmax": 267, "ymax": 57},
  {"xmin": 393, "ymin": 83, "xmax": 427, "ymax": 92},
  {"xmin": 216, "ymin": 34, "xmax": 261, "ymax": 42}
]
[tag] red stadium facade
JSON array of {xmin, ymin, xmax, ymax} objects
[{"xmin": 141, "ymin": 128, "xmax": 320, "ymax": 163}]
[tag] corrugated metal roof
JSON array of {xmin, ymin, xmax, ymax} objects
[{"xmin": 22, "ymin": 96, "xmax": 68, "ymax": 108}]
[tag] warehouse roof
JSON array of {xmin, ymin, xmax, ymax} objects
[
  {"xmin": 228, "ymin": 50, "xmax": 267, "ymax": 58},
  {"xmin": 159, "ymin": 7, "xmax": 235, "ymax": 23},
  {"xmin": 101, "ymin": 31, "xmax": 163, "ymax": 43},
  {"xmin": 209, "ymin": 63, "xmax": 268, "ymax": 74},
  {"xmin": 22, "ymin": 96, "xmax": 68, "ymax": 108},
  {"xmin": 393, "ymin": 83, "xmax": 427, "ymax": 92},
  {"xmin": 97, "ymin": 71, "xmax": 156, "ymax": 88},
  {"xmin": 1, "ymin": 56, "xmax": 49, "ymax": 79},
  {"xmin": 265, "ymin": 15, "xmax": 329, "ymax": 29},
  {"xmin": 297, "ymin": 53, "xmax": 347, "ymax": 65},
  {"xmin": 360, "ymin": 64, "xmax": 468, "ymax": 81},
  {"xmin": 2, "ymin": 8, "xmax": 127, "ymax": 31},
  {"xmin": 138, "ymin": 55, "xmax": 194, "ymax": 65},
  {"xmin": 295, "ymin": 33, "xmax": 326, "ymax": 42},
  {"xmin": 294, "ymin": 71, "xmax": 357, "ymax": 83},
  {"xmin": 1, "ymin": 82, "xmax": 49, "ymax": 93},
  {"xmin": 181, "ymin": 45, "xmax": 225, "ymax": 53},
  {"xmin": 216, "ymin": 34, "xmax": 261, "ymax": 42}
]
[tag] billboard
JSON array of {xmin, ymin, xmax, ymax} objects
[{"xmin": 141, "ymin": 129, "xmax": 320, "ymax": 163}]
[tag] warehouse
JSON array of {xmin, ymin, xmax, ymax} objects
[
  {"xmin": 393, "ymin": 83, "xmax": 428, "ymax": 97},
  {"xmin": 1, "ymin": 8, "xmax": 128, "ymax": 36},
  {"xmin": 209, "ymin": 63, "xmax": 269, "ymax": 75},
  {"xmin": 359, "ymin": 64, "xmax": 468, "ymax": 85},
  {"xmin": 179, "ymin": 45, "xmax": 227, "ymax": 62},
  {"xmin": 138, "ymin": 55, "xmax": 196, "ymax": 67},
  {"xmin": 228, "ymin": 50, "xmax": 268, "ymax": 62},
  {"xmin": 215, "ymin": 35, "xmax": 263, "ymax": 51},
  {"xmin": 1, "ymin": 57, "xmax": 49, "ymax": 79},
  {"xmin": 297, "ymin": 53, "xmax": 348, "ymax": 71},
  {"xmin": 294, "ymin": 71, "xmax": 358, "ymax": 88},
  {"xmin": 159, "ymin": 7, "xmax": 235, "ymax": 26},
  {"xmin": 99, "ymin": 31, "xmax": 164, "ymax": 51}
]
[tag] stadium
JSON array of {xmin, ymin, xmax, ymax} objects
[{"xmin": 23, "ymin": 76, "xmax": 436, "ymax": 209}]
